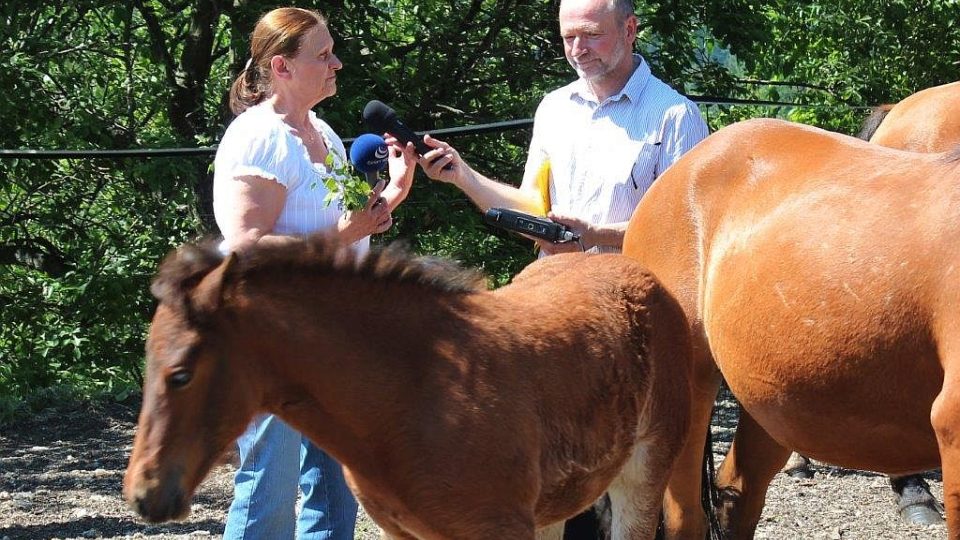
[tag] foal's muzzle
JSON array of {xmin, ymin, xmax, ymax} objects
[{"xmin": 124, "ymin": 467, "xmax": 191, "ymax": 523}]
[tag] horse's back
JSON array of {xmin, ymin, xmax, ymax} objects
[
  {"xmin": 626, "ymin": 118, "xmax": 958, "ymax": 299},
  {"xmin": 871, "ymin": 81, "xmax": 960, "ymax": 152},
  {"xmin": 498, "ymin": 252, "xmax": 689, "ymax": 384},
  {"xmin": 625, "ymin": 118, "xmax": 960, "ymax": 472},
  {"xmin": 499, "ymin": 253, "xmax": 673, "ymax": 341},
  {"xmin": 625, "ymin": 119, "xmax": 886, "ymax": 321}
]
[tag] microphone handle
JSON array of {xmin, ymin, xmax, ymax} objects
[
  {"xmin": 388, "ymin": 119, "xmax": 433, "ymax": 156},
  {"xmin": 389, "ymin": 118, "xmax": 453, "ymax": 171},
  {"xmin": 363, "ymin": 169, "xmax": 387, "ymax": 188}
]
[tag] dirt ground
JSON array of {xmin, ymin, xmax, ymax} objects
[{"xmin": 0, "ymin": 396, "xmax": 945, "ymax": 540}]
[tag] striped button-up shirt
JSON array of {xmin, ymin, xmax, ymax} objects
[{"xmin": 522, "ymin": 54, "xmax": 709, "ymax": 253}]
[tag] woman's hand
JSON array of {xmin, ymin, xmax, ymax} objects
[
  {"xmin": 337, "ymin": 180, "xmax": 393, "ymax": 243},
  {"xmin": 382, "ymin": 135, "xmax": 417, "ymax": 211}
]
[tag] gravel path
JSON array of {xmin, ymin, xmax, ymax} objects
[{"xmin": 0, "ymin": 398, "xmax": 945, "ymax": 539}]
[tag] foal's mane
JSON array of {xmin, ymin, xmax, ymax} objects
[{"xmin": 152, "ymin": 234, "xmax": 487, "ymax": 307}]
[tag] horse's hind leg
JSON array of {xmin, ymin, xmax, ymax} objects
[
  {"xmin": 890, "ymin": 473, "xmax": 943, "ymax": 525},
  {"xmin": 607, "ymin": 440, "xmax": 676, "ymax": 539},
  {"xmin": 662, "ymin": 372, "xmax": 721, "ymax": 539},
  {"xmin": 931, "ymin": 338, "xmax": 960, "ymax": 539},
  {"xmin": 781, "ymin": 452, "xmax": 813, "ymax": 479},
  {"xmin": 714, "ymin": 408, "xmax": 791, "ymax": 539}
]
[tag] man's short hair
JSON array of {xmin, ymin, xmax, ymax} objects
[{"xmin": 609, "ymin": 0, "xmax": 635, "ymax": 21}]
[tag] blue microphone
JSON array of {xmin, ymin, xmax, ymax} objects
[{"xmin": 349, "ymin": 133, "xmax": 389, "ymax": 187}]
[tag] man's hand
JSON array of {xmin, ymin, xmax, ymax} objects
[
  {"xmin": 534, "ymin": 212, "xmax": 593, "ymax": 255},
  {"xmin": 419, "ymin": 134, "xmax": 473, "ymax": 187},
  {"xmin": 417, "ymin": 134, "xmax": 546, "ymax": 216}
]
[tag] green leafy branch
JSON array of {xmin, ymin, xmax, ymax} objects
[{"xmin": 316, "ymin": 151, "xmax": 375, "ymax": 212}]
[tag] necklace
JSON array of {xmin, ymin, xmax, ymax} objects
[
  {"xmin": 299, "ymin": 127, "xmax": 317, "ymax": 145},
  {"xmin": 288, "ymin": 119, "xmax": 318, "ymax": 146}
]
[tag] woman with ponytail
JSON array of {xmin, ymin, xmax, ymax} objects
[{"xmin": 213, "ymin": 7, "xmax": 417, "ymax": 539}]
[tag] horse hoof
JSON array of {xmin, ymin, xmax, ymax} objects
[
  {"xmin": 783, "ymin": 466, "xmax": 814, "ymax": 479},
  {"xmin": 782, "ymin": 453, "xmax": 813, "ymax": 479},
  {"xmin": 900, "ymin": 502, "xmax": 944, "ymax": 525}
]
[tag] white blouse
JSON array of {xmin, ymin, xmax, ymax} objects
[{"xmin": 213, "ymin": 102, "xmax": 369, "ymax": 254}]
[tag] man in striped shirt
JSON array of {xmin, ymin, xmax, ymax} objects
[{"xmin": 420, "ymin": 0, "xmax": 708, "ymax": 256}]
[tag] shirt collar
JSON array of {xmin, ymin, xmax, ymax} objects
[{"xmin": 569, "ymin": 54, "xmax": 651, "ymax": 106}]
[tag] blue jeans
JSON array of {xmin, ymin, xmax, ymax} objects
[{"xmin": 223, "ymin": 414, "xmax": 358, "ymax": 540}]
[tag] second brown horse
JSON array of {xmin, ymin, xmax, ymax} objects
[
  {"xmin": 782, "ymin": 80, "xmax": 960, "ymax": 525},
  {"xmin": 624, "ymin": 117, "xmax": 960, "ymax": 539},
  {"xmin": 861, "ymin": 81, "xmax": 960, "ymax": 152}
]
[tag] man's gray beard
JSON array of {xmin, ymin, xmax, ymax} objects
[{"xmin": 572, "ymin": 42, "xmax": 629, "ymax": 84}]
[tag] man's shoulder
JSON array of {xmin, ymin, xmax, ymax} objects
[
  {"xmin": 643, "ymin": 74, "xmax": 697, "ymax": 109},
  {"xmin": 537, "ymin": 79, "xmax": 580, "ymax": 108}
]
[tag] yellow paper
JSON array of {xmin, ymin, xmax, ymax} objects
[{"xmin": 534, "ymin": 158, "xmax": 551, "ymax": 216}]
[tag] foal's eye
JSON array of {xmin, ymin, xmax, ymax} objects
[{"xmin": 167, "ymin": 370, "xmax": 193, "ymax": 389}]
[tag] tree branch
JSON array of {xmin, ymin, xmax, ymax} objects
[
  {"xmin": 0, "ymin": 239, "xmax": 72, "ymax": 277},
  {"xmin": 132, "ymin": 0, "xmax": 178, "ymax": 87}
]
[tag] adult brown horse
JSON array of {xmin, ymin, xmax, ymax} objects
[
  {"xmin": 783, "ymin": 80, "xmax": 960, "ymax": 525},
  {"xmin": 123, "ymin": 234, "xmax": 693, "ymax": 539},
  {"xmin": 860, "ymin": 80, "xmax": 960, "ymax": 152},
  {"xmin": 622, "ymin": 117, "xmax": 960, "ymax": 539}
]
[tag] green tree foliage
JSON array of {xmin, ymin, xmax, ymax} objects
[
  {"xmin": 1, "ymin": 0, "xmax": 958, "ymax": 418},
  {"xmin": 0, "ymin": 1, "xmax": 216, "ymax": 414},
  {"xmin": 698, "ymin": 0, "xmax": 960, "ymax": 132}
]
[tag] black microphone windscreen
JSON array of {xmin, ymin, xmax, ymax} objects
[
  {"xmin": 362, "ymin": 100, "xmax": 431, "ymax": 155},
  {"xmin": 362, "ymin": 100, "xmax": 395, "ymax": 133}
]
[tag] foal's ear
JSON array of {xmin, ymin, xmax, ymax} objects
[{"xmin": 188, "ymin": 252, "xmax": 239, "ymax": 318}]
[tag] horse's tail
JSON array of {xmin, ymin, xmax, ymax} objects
[
  {"xmin": 701, "ymin": 408, "xmax": 726, "ymax": 540},
  {"xmin": 857, "ymin": 104, "xmax": 895, "ymax": 141}
]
